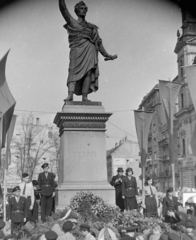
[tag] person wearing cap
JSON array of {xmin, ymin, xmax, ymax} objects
[
  {"xmin": 122, "ymin": 168, "xmax": 138, "ymax": 211},
  {"xmin": 180, "ymin": 221, "xmax": 196, "ymax": 240},
  {"xmin": 7, "ymin": 186, "xmax": 28, "ymax": 234},
  {"xmin": 57, "ymin": 220, "xmax": 76, "ymax": 240},
  {"xmin": 162, "ymin": 187, "xmax": 178, "ymax": 223},
  {"xmin": 45, "ymin": 230, "xmax": 58, "ymax": 240},
  {"xmin": 110, "ymin": 167, "xmax": 125, "ymax": 211},
  {"xmin": 38, "ymin": 163, "xmax": 55, "ymax": 222},
  {"xmin": 144, "ymin": 177, "xmax": 158, "ymax": 217},
  {"xmin": 80, "ymin": 223, "xmax": 95, "ymax": 240},
  {"xmin": 19, "ymin": 173, "xmax": 37, "ymax": 222}
]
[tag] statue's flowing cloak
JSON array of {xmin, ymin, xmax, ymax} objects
[{"xmin": 64, "ymin": 21, "xmax": 101, "ymax": 96}]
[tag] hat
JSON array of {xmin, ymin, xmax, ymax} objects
[
  {"xmin": 117, "ymin": 167, "xmax": 124, "ymax": 172},
  {"xmin": 45, "ymin": 231, "xmax": 58, "ymax": 240},
  {"xmin": 62, "ymin": 221, "xmax": 73, "ymax": 232},
  {"xmin": 0, "ymin": 230, "xmax": 4, "ymax": 239},
  {"xmin": 80, "ymin": 223, "xmax": 90, "ymax": 231},
  {"xmin": 167, "ymin": 187, "xmax": 173, "ymax": 193},
  {"xmin": 12, "ymin": 186, "xmax": 20, "ymax": 192},
  {"xmin": 32, "ymin": 180, "xmax": 38, "ymax": 186},
  {"xmin": 186, "ymin": 221, "xmax": 194, "ymax": 228},
  {"xmin": 126, "ymin": 226, "xmax": 137, "ymax": 232},
  {"xmin": 22, "ymin": 173, "xmax": 29, "ymax": 178},
  {"xmin": 0, "ymin": 219, "xmax": 5, "ymax": 229},
  {"xmin": 42, "ymin": 163, "xmax": 49, "ymax": 169}
]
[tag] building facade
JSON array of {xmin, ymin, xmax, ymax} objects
[
  {"xmin": 107, "ymin": 137, "xmax": 141, "ymax": 188},
  {"xmin": 138, "ymin": 8, "xmax": 196, "ymax": 192}
]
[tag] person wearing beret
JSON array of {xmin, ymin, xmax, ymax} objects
[
  {"xmin": 122, "ymin": 168, "xmax": 138, "ymax": 211},
  {"xmin": 38, "ymin": 163, "xmax": 55, "ymax": 222},
  {"xmin": 57, "ymin": 220, "xmax": 76, "ymax": 240},
  {"xmin": 7, "ymin": 186, "xmax": 28, "ymax": 234},
  {"xmin": 45, "ymin": 230, "xmax": 58, "ymax": 240},
  {"xmin": 80, "ymin": 223, "xmax": 96, "ymax": 240},
  {"xmin": 19, "ymin": 173, "xmax": 38, "ymax": 223},
  {"xmin": 110, "ymin": 167, "xmax": 125, "ymax": 212},
  {"xmin": 162, "ymin": 187, "xmax": 178, "ymax": 224}
]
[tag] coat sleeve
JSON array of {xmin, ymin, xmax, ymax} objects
[
  {"xmin": 154, "ymin": 186, "xmax": 158, "ymax": 205},
  {"xmin": 38, "ymin": 173, "xmax": 41, "ymax": 189},
  {"xmin": 134, "ymin": 177, "xmax": 138, "ymax": 195},
  {"xmin": 162, "ymin": 197, "xmax": 166, "ymax": 217},
  {"xmin": 51, "ymin": 174, "xmax": 56, "ymax": 193},
  {"xmin": 122, "ymin": 178, "xmax": 125, "ymax": 197},
  {"xmin": 24, "ymin": 197, "xmax": 28, "ymax": 218},
  {"xmin": 110, "ymin": 177, "xmax": 115, "ymax": 187},
  {"xmin": 30, "ymin": 183, "xmax": 35, "ymax": 207}
]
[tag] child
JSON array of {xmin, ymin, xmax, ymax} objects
[
  {"xmin": 80, "ymin": 224, "xmax": 96, "ymax": 240},
  {"xmin": 57, "ymin": 221, "xmax": 75, "ymax": 240},
  {"xmin": 7, "ymin": 186, "xmax": 27, "ymax": 234}
]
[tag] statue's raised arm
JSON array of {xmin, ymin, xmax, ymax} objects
[
  {"xmin": 59, "ymin": 0, "xmax": 75, "ymax": 25},
  {"xmin": 58, "ymin": 0, "xmax": 117, "ymax": 102}
]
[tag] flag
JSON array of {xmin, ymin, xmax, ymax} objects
[
  {"xmin": 159, "ymin": 80, "xmax": 181, "ymax": 166},
  {"xmin": 5, "ymin": 115, "xmax": 17, "ymax": 169},
  {"xmin": 184, "ymin": 65, "xmax": 196, "ymax": 156},
  {"xmin": 134, "ymin": 110, "xmax": 154, "ymax": 167},
  {"xmin": 0, "ymin": 50, "xmax": 16, "ymax": 166}
]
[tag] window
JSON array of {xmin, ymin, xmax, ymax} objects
[
  {"xmin": 181, "ymin": 93, "xmax": 184, "ymax": 109},
  {"xmin": 180, "ymin": 60, "xmax": 184, "ymax": 78},
  {"xmin": 182, "ymin": 139, "xmax": 186, "ymax": 156}
]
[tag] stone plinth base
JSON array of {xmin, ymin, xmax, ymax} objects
[{"xmin": 54, "ymin": 101, "xmax": 115, "ymax": 208}]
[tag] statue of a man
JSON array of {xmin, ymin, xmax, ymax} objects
[{"xmin": 59, "ymin": 0, "xmax": 117, "ymax": 102}]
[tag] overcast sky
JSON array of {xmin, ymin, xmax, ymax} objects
[{"xmin": 0, "ymin": 0, "xmax": 181, "ymax": 149}]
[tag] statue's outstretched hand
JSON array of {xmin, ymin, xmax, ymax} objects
[{"xmin": 104, "ymin": 54, "xmax": 117, "ymax": 61}]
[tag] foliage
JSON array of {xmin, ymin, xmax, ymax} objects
[{"xmin": 12, "ymin": 114, "xmax": 59, "ymax": 180}]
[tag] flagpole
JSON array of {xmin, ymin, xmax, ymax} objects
[
  {"xmin": 3, "ymin": 168, "xmax": 6, "ymax": 222},
  {"xmin": 169, "ymin": 86, "xmax": 175, "ymax": 191},
  {"xmin": 141, "ymin": 108, "xmax": 145, "ymax": 211}
]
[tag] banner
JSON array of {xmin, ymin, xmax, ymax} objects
[
  {"xmin": 0, "ymin": 50, "xmax": 16, "ymax": 148},
  {"xmin": 134, "ymin": 110, "xmax": 154, "ymax": 166},
  {"xmin": 184, "ymin": 65, "xmax": 196, "ymax": 156},
  {"xmin": 5, "ymin": 115, "xmax": 17, "ymax": 169}
]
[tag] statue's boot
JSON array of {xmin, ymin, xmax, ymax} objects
[
  {"xmin": 82, "ymin": 94, "xmax": 91, "ymax": 102},
  {"xmin": 64, "ymin": 91, "xmax": 73, "ymax": 101}
]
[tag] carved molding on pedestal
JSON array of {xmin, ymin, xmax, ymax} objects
[{"xmin": 54, "ymin": 112, "xmax": 112, "ymax": 134}]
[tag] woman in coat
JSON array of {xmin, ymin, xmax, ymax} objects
[
  {"xmin": 144, "ymin": 177, "xmax": 158, "ymax": 217},
  {"xmin": 122, "ymin": 168, "xmax": 138, "ymax": 211}
]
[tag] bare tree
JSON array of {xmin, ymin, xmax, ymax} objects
[{"xmin": 12, "ymin": 114, "xmax": 58, "ymax": 180}]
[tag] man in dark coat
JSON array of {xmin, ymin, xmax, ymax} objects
[
  {"xmin": 162, "ymin": 187, "xmax": 178, "ymax": 224},
  {"xmin": 110, "ymin": 167, "xmax": 125, "ymax": 211},
  {"xmin": 7, "ymin": 186, "xmax": 28, "ymax": 234},
  {"xmin": 38, "ymin": 163, "xmax": 55, "ymax": 222}
]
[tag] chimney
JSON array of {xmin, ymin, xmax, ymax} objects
[{"xmin": 36, "ymin": 118, "xmax": 40, "ymax": 125}]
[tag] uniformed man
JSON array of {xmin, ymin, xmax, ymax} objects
[
  {"xmin": 110, "ymin": 167, "xmax": 125, "ymax": 211},
  {"xmin": 162, "ymin": 187, "xmax": 178, "ymax": 224},
  {"xmin": 7, "ymin": 186, "xmax": 27, "ymax": 234},
  {"xmin": 38, "ymin": 163, "xmax": 55, "ymax": 222}
]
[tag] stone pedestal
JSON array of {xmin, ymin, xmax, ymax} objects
[{"xmin": 54, "ymin": 101, "xmax": 115, "ymax": 208}]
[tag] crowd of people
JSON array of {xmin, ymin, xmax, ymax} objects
[{"xmin": 110, "ymin": 167, "xmax": 196, "ymax": 240}]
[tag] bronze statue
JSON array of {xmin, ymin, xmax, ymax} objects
[{"xmin": 59, "ymin": 0, "xmax": 117, "ymax": 102}]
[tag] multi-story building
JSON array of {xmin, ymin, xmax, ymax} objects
[
  {"xmin": 138, "ymin": 7, "xmax": 196, "ymax": 192},
  {"xmin": 107, "ymin": 136, "xmax": 141, "ymax": 188}
]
